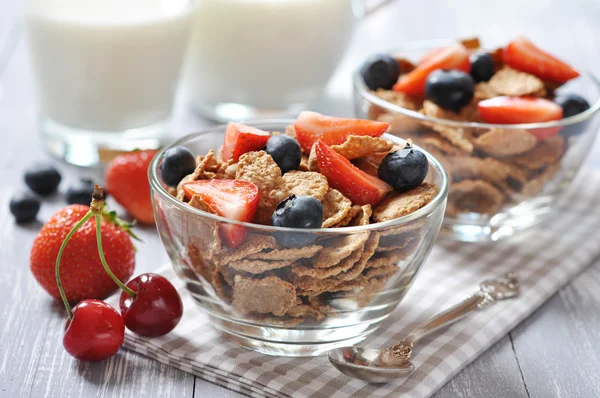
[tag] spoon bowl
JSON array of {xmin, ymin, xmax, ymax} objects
[
  {"xmin": 328, "ymin": 347, "xmax": 415, "ymax": 383},
  {"xmin": 328, "ymin": 273, "xmax": 520, "ymax": 383}
]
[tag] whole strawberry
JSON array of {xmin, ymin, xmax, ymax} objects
[
  {"xmin": 30, "ymin": 204, "xmax": 135, "ymax": 302},
  {"xmin": 105, "ymin": 150, "xmax": 157, "ymax": 224}
]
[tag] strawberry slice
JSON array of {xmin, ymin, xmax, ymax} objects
[
  {"xmin": 393, "ymin": 43, "xmax": 470, "ymax": 95},
  {"xmin": 419, "ymin": 47, "xmax": 445, "ymax": 65},
  {"xmin": 294, "ymin": 111, "xmax": 389, "ymax": 153},
  {"xmin": 478, "ymin": 96, "xmax": 563, "ymax": 140},
  {"xmin": 315, "ymin": 141, "xmax": 392, "ymax": 206},
  {"xmin": 420, "ymin": 38, "xmax": 480, "ymax": 64},
  {"xmin": 222, "ymin": 123, "xmax": 270, "ymax": 162},
  {"xmin": 502, "ymin": 36, "xmax": 579, "ymax": 83},
  {"xmin": 182, "ymin": 180, "xmax": 260, "ymax": 248}
]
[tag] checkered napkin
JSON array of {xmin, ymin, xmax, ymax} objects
[{"xmin": 107, "ymin": 169, "xmax": 600, "ymax": 398}]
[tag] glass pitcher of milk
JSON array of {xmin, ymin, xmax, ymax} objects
[
  {"xmin": 182, "ymin": 0, "xmax": 360, "ymax": 122},
  {"xmin": 23, "ymin": 0, "xmax": 198, "ymax": 166}
]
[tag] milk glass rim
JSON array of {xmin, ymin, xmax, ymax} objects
[{"xmin": 22, "ymin": 0, "xmax": 200, "ymax": 25}]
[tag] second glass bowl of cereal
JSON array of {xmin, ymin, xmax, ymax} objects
[
  {"xmin": 354, "ymin": 38, "xmax": 600, "ymax": 242},
  {"xmin": 149, "ymin": 119, "xmax": 448, "ymax": 357}
]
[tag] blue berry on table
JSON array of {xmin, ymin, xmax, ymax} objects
[
  {"xmin": 361, "ymin": 55, "xmax": 401, "ymax": 91},
  {"xmin": 265, "ymin": 135, "xmax": 301, "ymax": 173},
  {"xmin": 554, "ymin": 94, "xmax": 590, "ymax": 118},
  {"xmin": 378, "ymin": 143, "xmax": 428, "ymax": 192},
  {"xmin": 160, "ymin": 146, "xmax": 196, "ymax": 187},
  {"xmin": 271, "ymin": 195, "xmax": 323, "ymax": 248},
  {"xmin": 24, "ymin": 163, "xmax": 62, "ymax": 195},
  {"xmin": 425, "ymin": 69, "xmax": 475, "ymax": 112},
  {"xmin": 65, "ymin": 178, "xmax": 96, "ymax": 205},
  {"xmin": 10, "ymin": 191, "xmax": 41, "ymax": 223},
  {"xmin": 469, "ymin": 52, "xmax": 495, "ymax": 83}
]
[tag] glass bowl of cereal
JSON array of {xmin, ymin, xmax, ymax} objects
[
  {"xmin": 353, "ymin": 37, "xmax": 600, "ymax": 242},
  {"xmin": 149, "ymin": 113, "xmax": 448, "ymax": 356}
]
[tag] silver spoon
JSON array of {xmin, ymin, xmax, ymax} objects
[{"xmin": 328, "ymin": 272, "xmax": 520, "ymax": 383}]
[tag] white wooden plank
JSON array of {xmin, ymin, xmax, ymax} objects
[
  {"xmin": 511, "ymin": 260, "xmax": 600, "ymax": 398},
  {"xmin": 434, "ymin": 336, "xmax": 528, "ymax": 398},
  {"xmin": 0, "ymin": 41, "xmax": 195, "ymax": 397},
  {"xmin": 0, "ymin": 38, "xmax": 55, "ymax": 398}
]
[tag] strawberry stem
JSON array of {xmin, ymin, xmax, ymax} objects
[
  {"xmin": 55, "ymin": 211, "xmax": 94, "ymax": 320},
  {"xmin": 90, "ymin": 185, "xmax": 137, "ymax": 298}
]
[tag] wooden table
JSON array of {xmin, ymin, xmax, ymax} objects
[{"xmin": 2, "ymin": 0, "xmax": 600, "ymax": 396}]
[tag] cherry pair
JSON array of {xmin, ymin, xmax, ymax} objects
[{"xmin": 57, "ymin": 186, "xmax": 183, "ymax": 361}]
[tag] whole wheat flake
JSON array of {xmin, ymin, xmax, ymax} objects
[
  {"xmin": 349, "ymin": 204, "xmax": 372, "ymax": 226},
  {"xmin": 506, "ymin": 136, "xmax": 565, "ymax": 170},
  {"xmin": 215, "ymin": 234, "xmax": 278, "ymax": 265},
  {"xmin": 425, "ymin": 122, "xmax": 474, "ymax": 153},
  {"xmin": 474, "ymin": 128, "xmax": 537, "ymax": 157},
  {"xmin": 312, "ymin": 232, "xmax": 370, "ymax": 268},
  {"xmin": 331, "ymin": 135, "xmax": 393, "ymax": 160},
  {"xmin": 232, "ymin": 275, "xmax": 296, "ymax": 316},
  {"xmin": 321, "ymin": 188, "xmax": 353, "ymax": 228},
  {"xmin": 331, "ymin": 205, "xmax": 363, "ymax": 228},
  {"xmin": 487, "ymin": 67, "xmax": 546, "ymax": 97},
  {"xmin": 307, "ymin": 144, "xmax": 319, "ymax": 172},
  {"xmin": 236, "ymin": 151, "xmax": 283, "ymax": 224},
  {"xmin": 447, "ymin": 179, "xmax": 504, "ymax": 215},
  {"xmin": 229, "ymin": 258, "xmax": 291, "ymax": 274},
  {"xmin": 280, "ymin": 170, "xmax": 329, "ymax": 201},
  {"xmin": 335, "ymin": 232, "xmax": 380, "ymax": 282},
  {"xmin": 246, "ymin": 245, "xmax": 322, "ymax": 261},
  {"xmin": 352, "ymin": 157, "xmax": 380, "ymax": 177},
  {"xmin": 191, "ymin": 150, "xmax": 218, "ymax": 180},
  {"xmin": 292, "ymin": 246, "xmax": 363, "ymax": 279},
  {"xmin": 363, "ymin": 265, "xmax": 399, "ymax": 279},
  {"xmin": 373, "ymin": 182, "xmax": 437, "ymax": 223}
]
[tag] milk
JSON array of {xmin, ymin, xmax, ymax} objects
[
  {"xmin": 183, "ymin": 0, "xmax": 356, "ymax": 119},
  {"xmin": 24, "ymin": 0, "xmax": 196, "ymax": 132}
]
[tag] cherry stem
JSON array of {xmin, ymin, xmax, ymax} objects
[
  {"xmin": 55, "ymin": 211, "xmax": 94, "ymax": 320},
  {"xmin": 55, "ymin": 186, "xmax": 137, "ymax": 320},
  {"xmin": 94, "ymin": 214, "xmax": 136, "ymax": 297},
  {"xmin": 91, "ymin": 186, "xmax": 137, "ymax": 298}
]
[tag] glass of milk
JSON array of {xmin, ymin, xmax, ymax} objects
[
  {"xmin": 183, "ymin": 0, "xmax": 358, "ymax": 122},
  {"xmin": 23, "ymin": 0, "xmax": 198, "ymax": 166}
]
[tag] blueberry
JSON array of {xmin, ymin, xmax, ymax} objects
[
  {"xmin": 10, "ymin": 191, "xmax": 41, "ymax": 223},
  {"xmin": 554, "ymin": 94, "xmax": 592, "ymax": 138},
  {"xmin": 24, "ymin": 163, "xmax": 62, "ymax": 195},
  {"xmin": 271, "ymin": 195, "xmax": 323, "ymax": 248},
  {"xmin": 265, "ymin": 135, "xmax": 302, "ymax": 173},
  {"xmin": 66, "ymin": 178, "xmax": 96, "ymax": 205},
  {"xmin": 555, "ymin": 94, "xmax": 590, "ymax": 118},
  {"xmin": 378, "ymin": 144, "xmax": 428, "ymax": 192},
  {"xmin": 425, "ymin": 69, "xmax": 475, "ymax": 112},
  {"xmin": 469, "ymin": 52, "xmax": 495, "ymax": 83},
  {"xmin": 361, "ymin": 55, "xmax": 401, "ymax": 91},
  {"xmin": 160, "ymin": 146, "xmax": 197, "ymax": 187}
]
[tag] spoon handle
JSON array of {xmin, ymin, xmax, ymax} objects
[{"xmin": 383, "ymin": 272, "xmax": 519, "ymax": 364}]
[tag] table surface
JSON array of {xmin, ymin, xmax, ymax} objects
[{"xmin": 2, "ymin": 0, "xmax": 600, "ymax": 397}]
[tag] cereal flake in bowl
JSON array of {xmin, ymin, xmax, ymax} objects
[
  {"xmin": 354, "ymin": 36, "xmax": 600, "ymax": 242},
  {"xmin": 149, "ymin": 114, "xmax": 448, "ymax": 356}
]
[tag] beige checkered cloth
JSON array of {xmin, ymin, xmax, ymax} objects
[{"xmin": 108, "ymin": 169, "xmax": 600, "ymax": 398}]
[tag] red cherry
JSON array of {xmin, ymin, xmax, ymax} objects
[
  {"xmin": 119, "ymin": 273, "xmax": 183, "ymax": 337},
  {"xmin": 63, "ymin": 299, "xmax": 125, "ymax": 361}
]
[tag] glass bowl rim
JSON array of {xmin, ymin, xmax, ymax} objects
[
  {"xmin": 149, "ymin": 119, "xmax": 449, "ymax": 234},
  {"xmin": 353, "ymin": 38, "xmax": 600, "ymax": 130}
]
